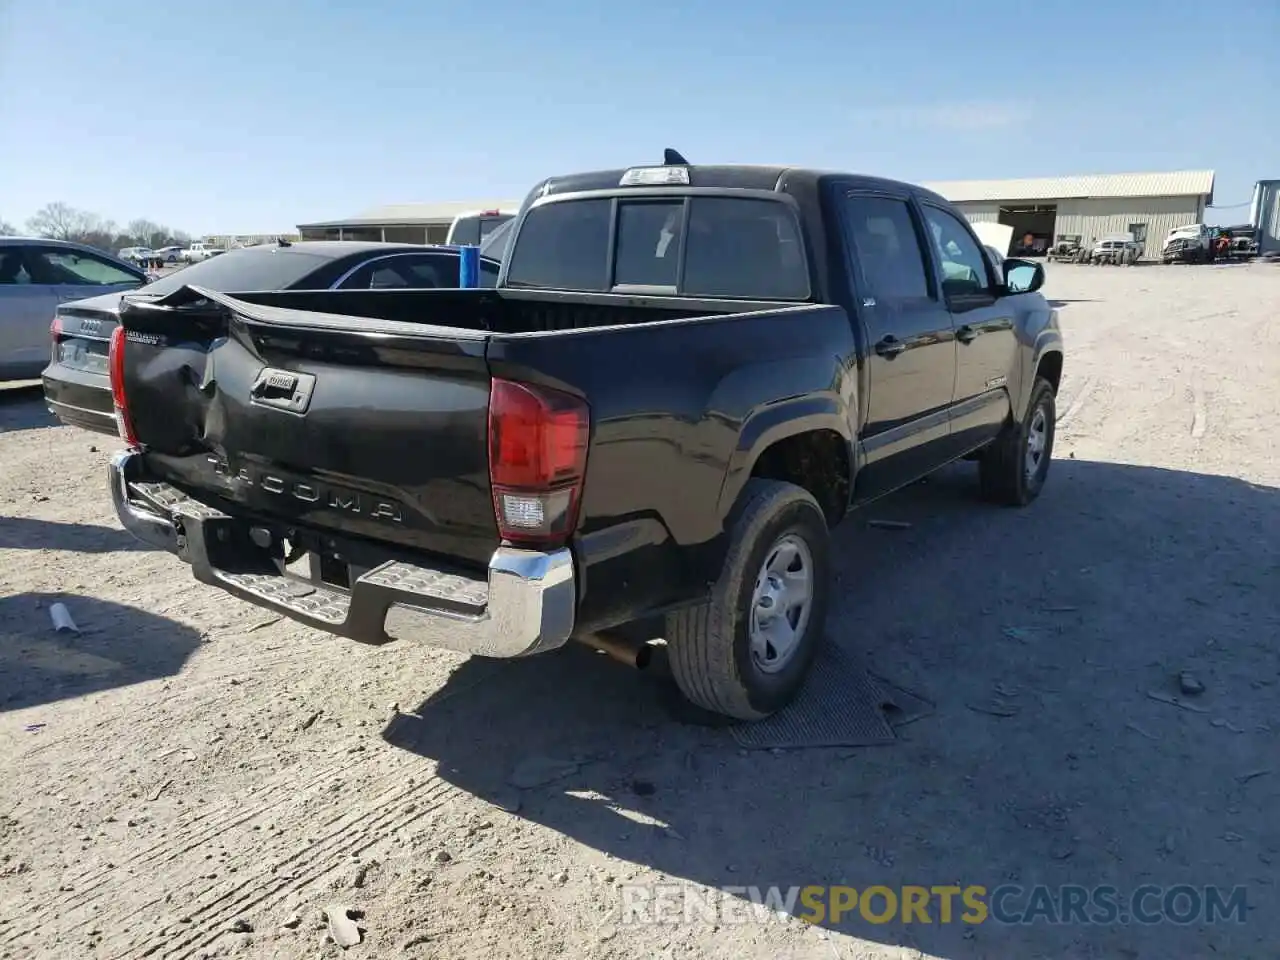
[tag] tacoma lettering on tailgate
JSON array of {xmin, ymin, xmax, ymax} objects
[{"xmin": 207, "ymin": 456, "xmax": 403, "ymax": 523}]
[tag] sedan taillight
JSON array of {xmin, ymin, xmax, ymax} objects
[{"xmin": 108, "ymin": 327, "xmax": 139, "ymax": 446}]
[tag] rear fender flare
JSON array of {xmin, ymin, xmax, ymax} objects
[{"xmin": 716, "ymin": 394, "xmax": 855, "ymax": 522}]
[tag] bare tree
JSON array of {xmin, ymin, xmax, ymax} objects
[
  {"xmin": 0, "ymin": 217, "xmax": 15, "ymax": 236},
  {"xmin": 20, "ymin": 202, "xmax": 195, "ymax": 253},
  {"xmin": 126, "ymin": 219, "xmax": 168, "ymax": 249},
  {"xmin": 26, "ymin": 202, "xmax": 101, "ymax": 242},
  {"xmin": 79, "ymin": 219, "xmax": 121, "ymax": 253}
]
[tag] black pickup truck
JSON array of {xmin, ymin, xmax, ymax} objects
[{"xmin": 107, "ymin": 157, "xmax": 1063, "ymax": 721}]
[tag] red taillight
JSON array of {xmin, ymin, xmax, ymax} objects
[
  {"xmin": 108, "ymin": 326, "xmax": 138, "ymax": 446},
  {"xmin": 488, "ymin": 378, "xmax": 589, "ymax": 547},
  {"xmin": 50, "ymin": 315, "xmax": 62, "ymax": 337}
]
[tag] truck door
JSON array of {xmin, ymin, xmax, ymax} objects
[
  {"xmin": 838, "ymin": 191, "xmax": 957, "ymax": 500},
  {"xmin": 918, "ymin": 202, "xmax": 1020, "ymax": 455}
]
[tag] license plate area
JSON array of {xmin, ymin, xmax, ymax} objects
[
  {"xmin": 273, "ymin": 529, "xmax": 368, "ymax": 591},
  {"xmin": 58, "ymin": 338, "xmax": 109, "ymax": 374}
]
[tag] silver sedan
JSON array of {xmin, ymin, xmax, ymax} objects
[{"xmin": 0, "ymin": 236, "xmax": 147, "ymax": 381}]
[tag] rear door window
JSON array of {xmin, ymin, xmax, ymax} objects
[
  {"xmin": 841, "ymin": 195, "xmax": 932, "ymax": 301},
  {"xmin": 29, "ymin": 248, "xmax": 143, "ymax": 286}
]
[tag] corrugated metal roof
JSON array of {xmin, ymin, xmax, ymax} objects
[
  {"xmin": 925, "ymin": 170, "xmax": 1215, "ymax": 203},
  {"xmin": 299, "ymin": 169, "xmax": 1215, "ymax": 227},
  {"xmin": 298, "ymin": 199, "xmax": 520, "ymax": 228}
]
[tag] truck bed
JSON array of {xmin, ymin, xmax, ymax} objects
[
  {"xmin": 115, "ymin": 285, "xmax": 819, "ymax": 575},
  {"xmin": 213, "ymin": 286, "xmax": 731, "ymax": 334}
]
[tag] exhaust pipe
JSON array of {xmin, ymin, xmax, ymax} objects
[{"xmin": 575, "ymin": 632, "xmax": 654, "ymax": 670}]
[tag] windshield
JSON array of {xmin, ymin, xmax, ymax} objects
[
  {"xmin": 139, "ymin": 247, "xmax": 336, "ymax": 295},
  {"xmin": 504, "ymin": 195, "xmax": 810, "ymax": 300}
]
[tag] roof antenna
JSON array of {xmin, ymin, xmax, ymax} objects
[{"xmin": 663, "ymin": 147, "xmax": 689, "ymax": 166}]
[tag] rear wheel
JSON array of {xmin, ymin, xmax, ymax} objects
[
  {"xmin": 978, "ymin": 376, "xmax": 1056, "ymax": 506},
  {"xmin": 665, "ymin": 479, "xmax": 831, "ymax": 721}
]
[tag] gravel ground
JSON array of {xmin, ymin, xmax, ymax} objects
[{"xmin": 1, "ymin": 262, "xmax": 1278, "ymax": 960}]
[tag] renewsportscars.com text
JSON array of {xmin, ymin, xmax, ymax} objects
[{"xmin": 619, "ymin": 883, "xmax": 1249, "ymax": 927}]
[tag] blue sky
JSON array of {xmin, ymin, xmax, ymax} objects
[{"xmin": 1, "ymin": 0, "xmax": 1275, "ymax": 235}]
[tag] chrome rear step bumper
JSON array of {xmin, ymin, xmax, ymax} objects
[{"xmin": 108, "ymin": 450, "xmax": 576, "ymax": 658}]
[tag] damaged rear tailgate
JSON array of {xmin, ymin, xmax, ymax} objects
[{"xmin": 117, "ymin": 286, "xmax": 501, "ymax": 566}]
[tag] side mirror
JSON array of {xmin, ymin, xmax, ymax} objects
[{"xmin": 1003, "ymin": 258, "xmax": 1044, "ymax": 294}]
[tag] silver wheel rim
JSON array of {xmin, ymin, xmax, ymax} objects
[
  {"xmin": 749, "ymin": 534, "xmax": 814, "ymax": 674},
  {"xmin": 1025, "ymin": 406, "xmax": 1048, "ymax": 482}
]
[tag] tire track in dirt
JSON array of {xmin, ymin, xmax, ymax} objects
[
  {"xmin": 159, "ymin": 781, "xmax": 458, "ymax": 960},
  {"xmin": 6, "ymin": 762, "xmax": 347, "ymax": 948},
  {"xmin": 12, "ymin": 748, "xmax": 455, "ymax": 957},
  {"xmin": 109, "ymin": 768, "xmax": 459, "ymax": 959},
  {"xmin": 10, "ymin": 696, "xmax": 364, "ymax": 914},
  {"xmin": 9, "ymin": 613, "xmax": 434, "ymax": 952},
  {"xmin": 31, "ymin": 737, "xmax": 358, "ymax": 916}
]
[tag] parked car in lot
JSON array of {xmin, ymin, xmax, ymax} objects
[
  {"xmin": 1, "ymin": 237, "xmax": 148, "ymax": 382},
  {"xmin": 154, "ymin": 245, "xmax": 185, "ymax": 263},
  {"xmin": 1091, "ymin": 234, "xmax": 1143, "ymax": 265},
  {"xmin": 118, "ymin": 246, "xmax": 169, "ymax": 270},
  {"xmin": 181, "ymin": 242, "xmax": 225, "ymax": 263},
  {"xmin": 1161, "ymin": 223, "xmax": 1215, "ymax": 263},
  {"xmin": 446, "ymin": 208, "xmax": 517, "ymax": 246},
  {"xmin": 1045, "ymin": 235, "xmax": 1089, "ymax": 263},
  {"xmin": 1220, "ymin": 224, "xmax": 1260, "ymax": 259},
  {"xmin": 44, "ymin": 240, "xmax": 500, "ymax": 434},
  {"xmin": 118, "ymin": 246, "xmax": 154, "ymax": 264},
  {"xmin": 106, "ymin": 157, "xmax": 1064, "ymax": 722}
]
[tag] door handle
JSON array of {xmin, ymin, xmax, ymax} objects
[
  {"xmin": 956, "ymin": 325, "xmax": 979, "ymax": 344},
  {"xmin": 875, "ymin": 336, "xmax": 906, "ymax": 358}
]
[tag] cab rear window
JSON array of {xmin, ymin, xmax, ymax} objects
[{"xmin": 505, "ymin": 195, "xmax": 810, "ymax": 301}]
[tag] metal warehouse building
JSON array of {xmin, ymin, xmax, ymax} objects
[
  {"xmin": 1252, "ymin": 179, "xmax": 1280, "ymax": 256},
  {"xmin": 297, "ymin": 200, "xmax": 516, "ymax": 244},
  {"xmin": 927, "ymin": 170, "xmax": 1215, "ymax": 259},
  {"xmin": 298, "ymin": 169, "xmax": 1215, "ymax": 260}
]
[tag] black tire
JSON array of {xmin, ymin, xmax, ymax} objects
[
  {"xmin": 978, "ymin": 376, "xmax": 1056, "ymax": 506},
  {"xmin": 665, "ymin": 479, "xmax": 831, "ymax": 721}
]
